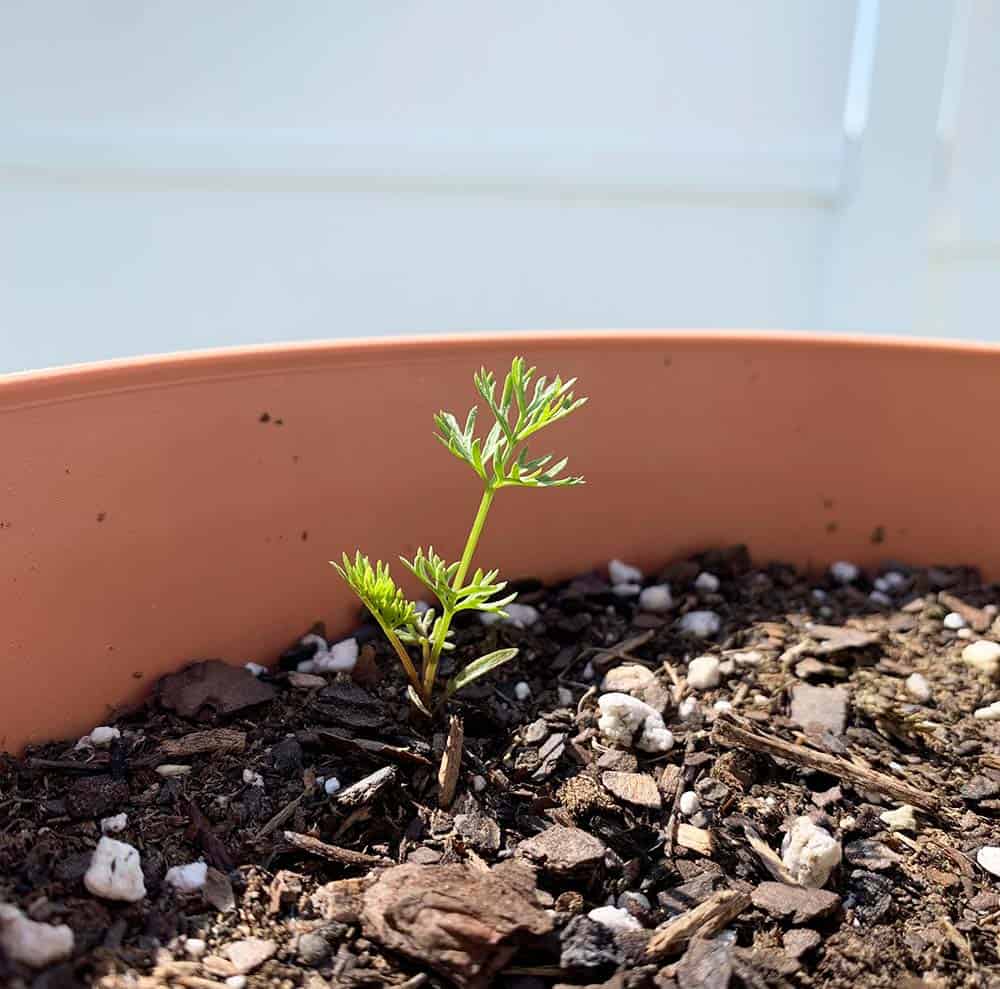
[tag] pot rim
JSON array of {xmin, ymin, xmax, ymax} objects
[{"xmin": 3, "ymin": 329, "xmax": 998, "ymax": 405}]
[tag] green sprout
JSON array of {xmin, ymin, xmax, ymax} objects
[{"xmin": 333, "ymin": 356, "xmax": 587, "ymax": 714}]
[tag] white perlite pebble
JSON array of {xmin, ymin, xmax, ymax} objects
[
  {"xmin": 943, "ymin": 612, "xmax": 967, "ymax": 630},
  {"xmin": 100, "ymin": 813, "xmax": 128, "ymax": 835},
  {"xmin": 156, "ymin": 764, "xmax": 191, "ymax": 777},
  {"xmin": 89, "ymin": 726, "xmax": 121, "ymax": 747},
  {"xmin": 84, "ymin": 837, "xmax": 146, "ymax": 902},
  {"xmin": 638, "ymin": 584, "xmax": 672, "ymax": 612},
  {"xmin": 597, "ymin": 692, "xmax": 674, "ymax": 753},
  {"xmin": 694, "ymin": 572, "xmax": 720, "ymax": 593},
  {"xmin": 226, "ymin": 979, "xmax": 247, "ymax": 989},
  {"xmin": 184, "ymin": 938, "xmax": 207, "ymax": 959},
  {"xmin": 974, "ymin": 701, "xmax": 1000, "ymax": 721},
  {"xmin": 874, "ymin": 572, "xmax": 907, "ymax": 593},
  {"xmin": 323, "ymin": 777, "xmax": 342, "ymax": 796},
  {"xmin": 678, "ymin": 697, "xmax": 701, "ymax": 721},
  {"xmin": 313, "ymin": 637, "xmax": 359, "ymax": 673},
  {"xmin": 77, "ymin": 725, "xmax": 121, "ymax": 749},
  {"xmin": 780, "ymin": 817, "xmax": 842, "ymax": 888},
  {"xmin": 514, "ymin": 681, "xmax": 532, "ymax": 701},
  {"xmin": 678, "ymin": 611, "xmax": 721, "ymax": 639},
  {"xmin": 687, "ymin": 655, "xmax": 721, "ymax": 690},
  {"xmin": 679, "ymin": 791, "xmax": 701, "ymax": 817},
  {"xmin": 713, "ymin": 700, "xmax": 733, "ymax": 714},
  {"xmin": 506, "ymin": 603, "xmax": 541, "ymax": 628},
  {"xmin": 472, "ymin": 774, "xmax": 487, "ymax": 793},
  {"xmin": 977, "ymin": 846, "xmax": 1000, "ymax": 877},
  {"xmin": 244, "ymin": 662, "xmax": 268, "ymax": 677},
  {"xmin": 0, "ymin": 903, "xmax": 75, "ymax": 969},
  {"xmin": 962, "ymin": 640, "xmax": 1000, "ymax": 678},
  {"xmin": 587, "ymin": 905, "xmax": 643, "ymax": 933},
  {"xmin": 165, "ymin": 861, "xmax": 208, "ymax": 893},
  {"xmin": 829, "ymin": 561, "xmax": 860, "ymax": 584},
  {"xmin": 480, "ymin": 603, "xmax": 540, "ymax": 627},
  {"xmin": 880, "ymin": 805, "xmax": 917, "ymax": 832},
  {"xmin": 958, "ymin": 628, "xmax": 974, "ymax": 639},
  {"xmin": 905, "ymin": 673, "xmax": 932, "ymax": 703},
  {"xmin": 242, "ymin": 769, "xmax": 265, "ymax": 788},
  {"xmin": 609, "ymin": 559, "xmax": 643, "ymax": 585},
  {"xmin": 557, "ymin": 686, "xmax": 574, "ymax": 707},
  {"xmin": 733, "ymin": 650, "xmax": 763, "ymax": 667},
  {"xmin": 611, "ymin": 582, "xmax": 642, "ymax": 598},
  {"xmin": 869, "ymin": 590, "xmax": 892, "ymax": 607}
]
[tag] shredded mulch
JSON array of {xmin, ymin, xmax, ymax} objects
[{"xmin": 3, "ymin": 547, "xmax": 1000, "ymax": 988}]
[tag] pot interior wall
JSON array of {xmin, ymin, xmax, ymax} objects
[{"xmin": 1, "ymin": 332, "xmax": 996, "ymax": 752}]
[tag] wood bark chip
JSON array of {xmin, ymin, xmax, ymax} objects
[
  {"xmin": 646, "ymin": 888, "xmax": 751, "ymax": 959},
  {"xmin": 751, "ymin": 882, "xmax": 841, "ymax": 923},
  {"xmin": 204, "ymin": 867, "xmax": 236, "ymax": 913},
  {"xmin": 516, "ymin": 825, "xmax": 606, "ymax": 876},
  {"xmin": 282, "ymin": 830, "xmax": 389, "ymax": 868},
  {"xmin": 711, "ymin": 713, "xmax": 940, "ymax": 813},
  {"xmin": 675, "ymin": 935, "xmax": 735, "ymax": 989},
  {"xmin": 183, "ymin": 798, "xmax": 234, "ymax": 872},
  {"xmin": 332, "ymin": 765, "xmax": 398, "ymax": 809},
  {"xmin": 157, "ymin": 659, "xmax": 276, "ymax": 719},
  {"xmin": 438, "ymin": 715, "xmax": 464, "ymax": 808},
  {"xmin": 311, "ymin": 877, "xmax": 368, "ymax": 924},
  {"xmin": 808, "ymin": 625, "xmax": 881, "ymax": 655},
  {"xmin": 159, "ymin": 728, "xmax": 246, "ymax": 758},
  {"xmin": 601, "ymin": 770, "xmax": 662, "ymax": 809},
  {"xmin": 981, "ymin": 753, "xmax": 1000, "ymax": 772},
  {"xmin": 676, "ymin": 823, "xmax": 714, "ymax": 857},
  {"xmin": 360, "ymin": 863, "xmax": 552, "ymax": 989}
]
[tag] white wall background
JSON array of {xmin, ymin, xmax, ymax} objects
[{"xmin": 1, "ymin": 0, "xmax": 997, "ymax": 373}]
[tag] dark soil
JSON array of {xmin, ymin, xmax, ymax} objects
[{"xmin": 3, "ymin": 547, "xmax": 1000, "ymax": 989}]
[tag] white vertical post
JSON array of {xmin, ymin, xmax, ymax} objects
[{"xmin": 822, "ymin": 0, "xmax": 957, "ymax": 333}]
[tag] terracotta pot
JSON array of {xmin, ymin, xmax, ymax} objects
[{"xmin": 1, "ymin": 331, "xmax": 997, "ymax": 752}]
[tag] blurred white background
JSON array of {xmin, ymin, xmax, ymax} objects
[{"xmin": 1, "ymin": 0, "xmax": 997, "ymax": 373}]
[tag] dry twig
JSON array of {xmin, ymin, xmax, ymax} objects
[
  {"xmin": 282, "ymin": 830, "xmax": 388, "ymax": 868},
  {"xmin": 646, "ymin": 889, "xmax": 751, "ymax": 958},
  {"xmin": 438, "ymin": 715, "xmax": 464, "ymax": 808},
  {"xmin": 712, "ymin": 713, "xmax": 940, "ymax": 812}
]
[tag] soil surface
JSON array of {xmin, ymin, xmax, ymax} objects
[{"xmin": 3, "ymin": 548, "xmax": 1000, "ymax": 989}]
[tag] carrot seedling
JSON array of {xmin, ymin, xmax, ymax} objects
[{"xmin": 334, "ymin": 356, "xmax": 586, "ymax": 714}]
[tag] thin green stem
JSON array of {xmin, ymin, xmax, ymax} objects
[
  {"xmin": 423, "ymin": 485, "xmax": 497, "ymax": 698},
  {"xmin": 453, "ymin": 487, "xmax": 495, "ymax": 591},
  {"xmin": 372, "ymin": 617, "xmax": 422, "ymax": 696}
]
